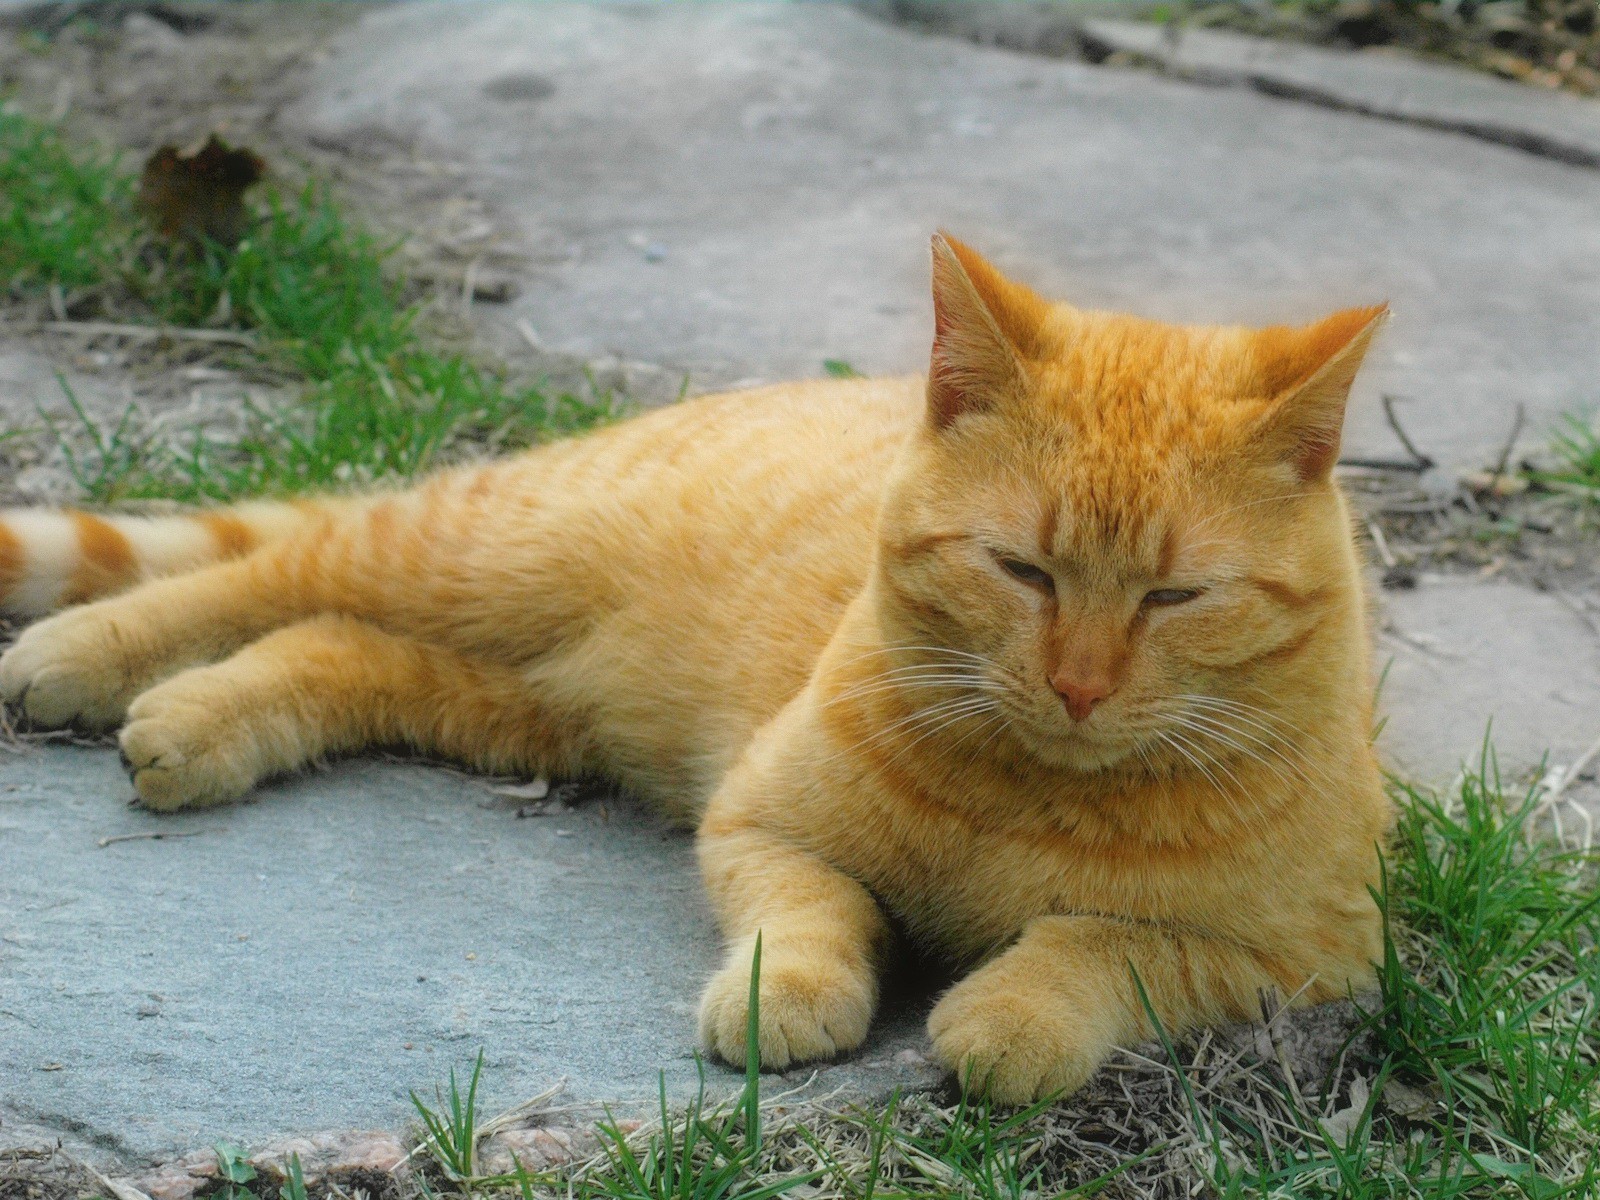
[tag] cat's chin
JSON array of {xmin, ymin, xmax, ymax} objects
[{"xmin": 1010, "ymin": 727, "xmax": 1142, "ymax": 775}]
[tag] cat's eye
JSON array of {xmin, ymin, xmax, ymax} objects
[
  {"xmin": 1143, "ymin": 588, "xmax": 1201, "ymax": 607},
  {"xmin": 997, "ymin": 556, "xmax": 1054, "ymax": 591}
]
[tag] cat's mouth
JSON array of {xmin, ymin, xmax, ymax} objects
[{"xmin": 994, "ymin": 699, "xmax": 1150, "ymax": 771}]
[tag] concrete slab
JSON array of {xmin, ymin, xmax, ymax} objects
[
  {"xmin": 282, "ymin": 0, "xmax": 1600, "ymax": 475},
  {"xmin": 1081, "ymin": 18, "xmax": 1600, "ymax": 168},
  {"xmin": 0, "ymin": 751, "xmax": 935, "ymax": 1163},
  {"xmin": 1376, "ymin": 577, "xmax": 1600, "ymax": 791}
]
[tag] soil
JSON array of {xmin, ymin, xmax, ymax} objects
[
  {"xmin": 1351, "ymin": 468, "xmax": 1600, "ymax": 601},
  {"xmin": 0, "ymin": 1144, "xmax": 114, "ymax": 1200}
]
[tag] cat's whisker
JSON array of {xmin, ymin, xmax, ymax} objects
[
  {"xmin": 965, "ymin": 711, "xmax": 1013, "ymax": 761},
  {"xmin": 1162, "ymin": 708, "xmax": 1326, "ymax": 795},
  {"xmin": 1162, "ymin": 701, "xmax": 1303, "ymax": 765},
  {"xmin": 1171, "ymin": 695, "xmax": 1343, "ymax": 792},
  {"xmin": 874, "ymin": 697, "xmax": 1001, "ymax": 773},
  {"xmin": 827, "ymin": 643, "xmax": 1029, "ymax": 693},
  {"xmin": 1153, "ymin": 729, "xmax": 1230, "ymax": 797},
  {"xmin": 1164, "ymin": 712, "xmax": 1304, "ymax": 791},
  {"xmin": 822, "ymin": 667, "xmax": 1009, "ymax": 712},
  {"xmin": 830, "ymin": 643, "xmax": 1006, "ymax": 672},
  {"xmin": 1172, "ymin": 728, "xmax": 1247, "ymax": 797},
  {"xmin": 1173, "ymin": 693, "xmax": 1335, "ymax": 760},
  {"xmin": 1194, "ymin": 688, "xmax": 1343, "ymax": 758},
  {"xmin": 823, "ymin": 672, "xmax": 1007, "ymax": 709},
  {"xmin": 819, "ymin": 692, "xmax": 998, "ymax": 768}
]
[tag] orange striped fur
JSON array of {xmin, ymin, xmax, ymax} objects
[{"xmin": 0, "ymin": 236, "xmax": 1391, "ymax": 1101}]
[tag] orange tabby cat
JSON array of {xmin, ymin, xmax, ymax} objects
[{"xmin": 0, "ymin": 236, "xmax": 1391, "ymax": 1102}]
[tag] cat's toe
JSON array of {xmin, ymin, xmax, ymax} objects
[
  {"xmin": 120, "ymin": 691, "xmax": 259, "ymax": 811},
  {"xmin": 698, "ymin": 948, "xmax": 875, "ymax": 1070},
  {"xmin": 0, "ymin": 612, "xmax": 132, "ymax": 731},
  {"xmin": 928, "ymin": 982, "xmax": 1098, "ymax": 1105}
]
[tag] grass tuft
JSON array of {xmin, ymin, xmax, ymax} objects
[
  {"xmin": 0, "ymin": 106, "xmax": 620, "ymax": 504},
  {"xmin": 0, "ymin": 109, "xmax": 135, "ymax": 293},
  {"xmin": 412, "ymin": 1049, "xmax": 487, "ymax": 1181},
  {"xmin": 1533, "ymin": 413, "xmax": 1600, "ymax": 497},
  {"xmin": 1377, "ymin": 757, "xmax": 1600, "ymax": 1166}
]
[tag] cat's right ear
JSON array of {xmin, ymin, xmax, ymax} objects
[{"xmin": 927, "ymin": 234, "xmax": 1046, "ymax": 430}]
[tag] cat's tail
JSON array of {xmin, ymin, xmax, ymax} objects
[{"xmin": 0, "ymin": 499, "xmax": 345, "ymax": 619}]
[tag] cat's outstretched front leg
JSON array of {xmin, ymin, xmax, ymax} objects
[
  {"xmin": 928, "ymin": 915, "xmax": 1298, "ymax": 1103},
  {"xmin": 120, "ymin": 615, "xmax": 572, "ymax": 810},
  {"xmin": 695, "ymin": 807, "xmax": 890, "ymax": 1069}
]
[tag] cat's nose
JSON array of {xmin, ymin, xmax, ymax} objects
[{"xmin": 1050, "ymin": 671, "xmax": 1115, "ymax": 721}]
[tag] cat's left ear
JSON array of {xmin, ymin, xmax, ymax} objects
[
  {"xmin": 1250, "ymin": 304, "xmax": 1389, "ymax": 482},
  {"xmin": 927, "ymin": 233, "xmax": 1050, "ymax": 429}
]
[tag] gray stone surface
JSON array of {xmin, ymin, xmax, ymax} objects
[
  {"xmin": 283, "ymin": 0, "xmax": 1600, "ymax": 475},
  {"xmin": 0, "ymin": 752, "xmax": 935, "ymax": 1163},
  {"xmin": 1376, "ymin": 577, "xmax": 1600, "ymax": 790}
]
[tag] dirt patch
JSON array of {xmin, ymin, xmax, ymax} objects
[
  {"xmin": 0, "ymin": 1144, "xmax": 118, "ymax": 1200},
  {"xmin": 1349, "ymin": 468, "xmax": 1600, "ymax": 601},
  {"xmin": 1189, "ymin": 0, "xmax": 1600, "ymax": 97},
  {"xmin": 868, "ymin": 0, "xmax": 1600, "ymax": 97}
]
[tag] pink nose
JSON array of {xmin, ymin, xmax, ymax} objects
[{"xmin": 1051, "ymin": 675, "xmax": 1114, "ymax": 721}]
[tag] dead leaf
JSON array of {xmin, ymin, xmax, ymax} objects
[
  {"xmin": 1460, "ymin": 469, "xmax": 1529, "ymax": 499},
  {"xmin": 1383, "ymin": 1078, "xmax": 1439, "ymax": 1120},
  {"xmin": 1317, "ymin": 1074, "xmax": 1371, "ymax": 1147},
  {"xmin": 138, "ymin": 134, "xmax": 266, "ymax": 246}
]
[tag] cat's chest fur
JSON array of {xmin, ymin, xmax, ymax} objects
[{"xmin": 788, "ymin": 763, "xmax": 1258, "ymax": 964}]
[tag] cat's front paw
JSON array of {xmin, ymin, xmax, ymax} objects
[
  {"xmin": 0, "ymin": 606, "xmax": 142, "ymax": 731},
  {"xmin": 699, "ymin": 940, "xmax": 876, "ymax": 1070},
  {"xmin": 928, "ymin": 973, "xmax": 1104, "ymax": 1104},
  {"xmin": 118, "ymin": 677, "xmax": 264, "ymax": 811}
]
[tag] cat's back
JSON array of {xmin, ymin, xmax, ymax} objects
[
  {"xmin": 507, "ymin": 374, "xmax": 923, "ymax": 571},
  {"xmin": 551, "ymin": 373, "xmax": 922, "ymax": 507}
]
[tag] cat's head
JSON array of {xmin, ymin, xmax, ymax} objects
[{"xmin": 874, "ymin": 234, "xmax": 1386, "ymax": 775}]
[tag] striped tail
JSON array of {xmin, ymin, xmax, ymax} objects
[{"xmin": 0, "ymin": 500, "xmax": 338, "ymax": 619}]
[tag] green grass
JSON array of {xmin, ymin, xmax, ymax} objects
[
  {"xmin": 1530, "ymin": 414, "xmax": 1600, "ymax": 497},
  {"xmin": 412, "ymin": 1050, "xmax": 487, "ymax": 1180},
  {"xmin": 0, "ymin": 111, "xmax": 133, "ymax": 293},
  {"xmin": 0, "ymin": 105, "xmax": 619, "ymax": 503}
]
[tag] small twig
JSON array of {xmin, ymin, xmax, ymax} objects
[
  {"xmin": 97, "ymin": 829, "xmax": 211, "ymax": 848},
  {"xmin": 515, "ymin": 318, "xmax": 544, "ymax": 353},
  {"xmin": 1257, "ymin": 987, "xmax": 1310, "ymax": 1115},
  {"xmin": 40, "ymin": 320, "xmax": 258, "ymax": 348},
  {"xmin": 1540, "ymin": 479, "xmax": 1600, "ymax": 499},
  {"xmin": 1491, "ymin": 401, "xmax": 1526, "ymax": 480},
  {"xmin": 1381, "ymin": 394, "xmax": 1435, "ymax": 471},
  {"xmin": 1364, "ymin": 518, "xmax": 1397, "ymax": 569},
  {"xmin": 460, "ymin": 256, "xmax": 481, "ymax": 319},
  {"xmin": 1535, "ymin": 728, "xmax": 1600, "ymax": 854},
  {"xmin": 84, "ymin": 1164, "xmax": 155, "ymax": 1200},
  {"xmin": 1337, "ymin": 456, "xmax": 1434, "ymax": 473},
  {"xmin": 1547, "ymin": 731, "xmax": 1600, "ymax": 806}
]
